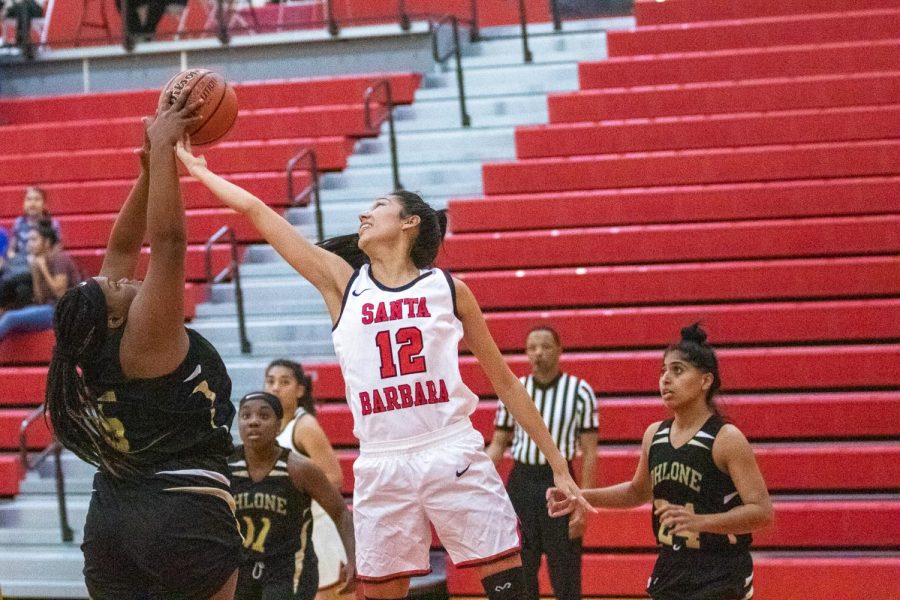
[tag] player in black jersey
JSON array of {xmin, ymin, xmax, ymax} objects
[
  {"xmin": 547, "ymin": 324, "xmax": 773, "ymax": 600},
  {"xmin": 231, "ymin": 391, "xmax": 357, "ymax": 600},
  {"xmin": 44, "ymin": 90, "xmax": 242, "ymax": 598}
]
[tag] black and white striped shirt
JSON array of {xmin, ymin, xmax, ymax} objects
[{"xmin": 495, "ymin": 373, "xmax": 598, "ymax": 465}]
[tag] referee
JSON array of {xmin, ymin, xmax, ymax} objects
[{"xmin": 487, "ymin": 325, "xmax": 598, "ymax": 600}]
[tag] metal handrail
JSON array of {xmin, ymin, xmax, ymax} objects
[
  {"xmin": 325, "ymin": 0, "xmax": 339, "ymax": 36},
  {"xmin": 363, "ymin": 80, "xmax": 403, "ymax": 192},
  {"xmin": 20, "ymin": 407, "xmax": 73, "ymax": 542},
  {"xmin": 398, "ymin": 0, "xmax": 410, "ymax": 31},
  {"xmin": 469, "ymin": 0, "xmax": 480, "ymax": 42},
  {"xmin": 286, "ymin": 148, "xmax": 325, "ymax": 242},
  {"xmin": 431, "ymin": 15, "xmax": 471, "ymax": 128},
  {"xmin": 517, "ymin": 0, "xmax": 533, "ymax": 63},
  {"xmin": 205, "ymin": 226, "xmax": 252, "ymax": 354},
  {"xmin": 550, "ymin": 0, "xmax": 562, "ymax": 32}
]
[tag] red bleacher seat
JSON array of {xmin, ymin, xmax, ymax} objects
[
  {"xmin": 69, "ymin": 244, "xmax": 237, "ymax": 281},
  {"xmin": 483, "ymin": 140, "xmax": 900, "ymax": 195},
  {"xmin": 0, "ymin": 409, "xmax": 51, "ymax": 450},
  {"xmin": 0, "ymin": 136, "xmax": 352, "ymax": 185},
  {"xmin": 0, "ymin": 105, "xmax": 386, "ymax": 155},
  {"xmin": 633, "ymin": 0, "xmax": 900, "ymax": 26},
  {"xmin": 442, "ymin": 215, "xmax": 900, "ymax": 269},
  {"xmin": 446, "ymin": 554, "xmax": 900, "ymax": 598},
  {"xmin": 0, "ymin": 73, "xmax": 422, "ymax": 125},
  {"xmin": 448, "ymin": 177, "xmax": 900, "ymax": 233},
  {"xmin": 549, "ymin": 72, "xmax": 900, "ymax": 123},
  {"xmin": 579, "ymin": 39, "xmax": 900, "ymax": 90},
  {"xmin": 0, "ymin": 171, "xmax": 303, "ymax": 217},
  {"xmin": 0, "ymin": 330, "xmax": 56, "ymax": 367},
  {"xmin": 516, "ymin": 105, "xmax": 900, "ymax": 159},
  {"xmin": 456, "ymin": 257, "xmax": 900, "ymax": 309},
  {"xmin": 473, "ymin": 300, "xmax": 900, "ymax": 351},
  {"xmin": 0, "ymin": 455, "xmax": 22, "ymax": 495},
  {"xmin": 316, "ymin": 392, "xmax": 900, "ymax": 447},
  {"xmin": 610, "ymin": 9, "xmax": 900, "ymax": 56}
]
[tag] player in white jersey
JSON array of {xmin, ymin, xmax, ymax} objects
[
  {"xmin": 265, "ymin": 359, "xmax": 352, "ymax": 600},
  {"xmin": 177, "ymin": 140, "xmax": 594, "ymax": 600}
]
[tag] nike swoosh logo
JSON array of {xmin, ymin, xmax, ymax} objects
[
  {"xmin": 352, "ymin": 288, "xmax": 371, "ymax": 297},
  {"xmin": 672, "ymin": 544, "xmax": 682, "ymax": 551},
  {"xmin": 455, "ymin": 464, "xmax": 471, "ymax": 478}
]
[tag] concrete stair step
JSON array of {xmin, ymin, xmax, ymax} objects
[
  {"xmin": 315, "ymin": 180, "xmax": 481, "ymax": 202},
  {"xmin": 321, "ymin": 161, "xmax": 483, "ymax": 191},
  {"xmin": 419, "ymin": 63, "xmax": 579, "ymax": 97},
  {"xmin": 0, "ymin": 579, "xmax": 88, "ymax": 599},
  {"xmin": 191, "ymin": 317, "xmax": 334, "ymax": 345},
  {"xmin": 349, "ymin": 127, "xmax": 516, "ymax": 167}
]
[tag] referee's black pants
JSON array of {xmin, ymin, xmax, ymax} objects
[{"xmin": 507, "ymin": 462, "xmax": 582, "ymax": 600}]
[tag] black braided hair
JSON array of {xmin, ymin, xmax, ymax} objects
[{"xmin": 44, "ymin": 280, "xmax": 136, "ymax": 476}]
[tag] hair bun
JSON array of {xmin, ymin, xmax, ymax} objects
[{"xmin": 681, "ymin": 322, "xmax": 708, "ymax": 345}]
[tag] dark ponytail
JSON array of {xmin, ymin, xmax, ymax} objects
[
  {"xmin": 266, "ymin": 359, "xmax": 315, "ymax": 417},
  {"xmin": 665, "ymin": 322, "xmax": 724, "ymax": 416},
  {"xmin": 44, "ymin": 280, "xmax": 136, "ymax": 476},
  {"xmin": 317, "ymin": 191, "xmax": 448, "ymax": 269}
]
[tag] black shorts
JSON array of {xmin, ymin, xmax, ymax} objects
[
  {"xmin": 647, "ymin": 548, "xmax": 753, "ymax": 600},
  {"xmin": 235, "ymin": 552, "xmax": 318, "ymax": 600},
  {"xmin": 82, "ymin": 471, "xmax": 242, "ymax": 599}
]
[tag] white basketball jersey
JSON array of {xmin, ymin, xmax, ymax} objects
[{"xmin": 331, "ymin": 264, "xmax": 479, "ymax": 445}]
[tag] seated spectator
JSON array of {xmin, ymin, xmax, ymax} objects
[
  {"xmin": 8, "ymin": 186, "xmax": 61, "ymax": 261},
  {"xmin": 0, "ymin": 220, "xmax": 80, "ymax": 340}
]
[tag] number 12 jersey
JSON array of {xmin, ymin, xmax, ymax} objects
[{"xmin": 331, "ymin": 265, "xmax": 479, "ymax": 445}]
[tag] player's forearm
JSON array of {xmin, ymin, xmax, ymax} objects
[
  {"xmin": 336, "ymin": 508, "xmax": 356, "ymax": 565},
  {"xmin": 106, "ymin": 171, "xmax": 149, "ymax": 255},
  {"xmin": 580, "ymin": 452, "xmax": 596, "ymax": 490},
  {"xmin": 584, "ymin": 482, "xmax": 648, "ymax": 509},
  {"xmin": 696, "ymin": 502, "xmax": 774, "ymax": 535},
  {"xmin": 190, "ymin": 164, "xmax": 263, "ymax": 215},
  {"xmin": 147, "ymin": 147, "xmax": 187, "ymax": 249}
]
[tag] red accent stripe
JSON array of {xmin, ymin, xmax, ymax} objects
[
  {"xmin": 454, "ymin": 545, "xmax": 522, "ymax": 569},
  {"xmin": 356, "ymin": 568, "xmax": 432, "ymax": 583}
]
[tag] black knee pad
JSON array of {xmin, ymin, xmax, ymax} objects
[{"xmin": 482, "ymin": 566, "xmax": 526, "ymax": 600}]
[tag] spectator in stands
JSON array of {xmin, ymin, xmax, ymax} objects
[
  {"xmin": 115, "ymin": 0, "xmax": 186, "ymax": 41},
  {"xmin": 229, "ymin": 391, "xmax": 356, "ymax": 600},
  {"xmin": 265, "ymin": 359, "xmax": 352, "ymax": 600},
  {"xmin": 487, "ymin": 325, "xmax": 597, "ymax": 600},
  {"xmin": 0, "ymin": 219, "xmax": 79, "ymax": 340},
  {"xmin": 8, "ymin": 186, "xmax": 61, "ymax": 261},
  {"xmin": 2, "ymin": 0, "xmax": 43, "ymax": 58},
  {"xmin": 547, "ymin": 324, "xmax": 773, "ymax": 600}
]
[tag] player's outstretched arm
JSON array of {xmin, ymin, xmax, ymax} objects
[
  {"xmin": 655, "ymin": 425, "xmax": 773, "ymax": 537},
  {"xmin": 120, "ymin": 94, "xmax": 201, "ymax": 378},
  {"xmin": 176, "ymin": 140, "xmax": 353, "ymax": 321},
  {"xmin": 547, "ymin": 421, "xmax": 657, "ymax": 521},
  {"xmin": 292, "ymin": 415, "xmax": 344, "ymax": 489},
  {"xmin": 288, "ymin": 453, "xmax": 357, "ymax": 594},
  {"xmin": 99, "ymin": 118, "xmax": 152, "ymax": 281},
  {"xmin": 454, "ymin": 277, "xmax": 594, "ymax": 515}
]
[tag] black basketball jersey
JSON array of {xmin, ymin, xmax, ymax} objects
[
  {"xmin": 229, "ymin": 446, "xmax": 314, "ymax": 569},
  {"xmin": 648, "ymin": 415, "xmax": 751, "ymax": 554},
  {"xmin": 82, "ymin": 327, "xmax": 235, "ymax": 477}
]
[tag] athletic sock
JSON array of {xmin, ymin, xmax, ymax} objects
[{"xmin": 481, "ymin": 566, "xmax": 526, "ymax": 600}]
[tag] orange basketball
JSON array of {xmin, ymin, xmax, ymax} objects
[{"xmin": 162, "ymin": 68, "xmax": 238, "ymax": 146}]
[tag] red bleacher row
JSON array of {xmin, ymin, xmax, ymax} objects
[
  {"xmin": 447, "ymin": 554, "xmax": 900, "ymax": 599},
  {"xmin": 609, "ymin": 8, "xmax": 900, "ymax": 55},
  {"xmin": 448, "ymin": 177, "xmax": 900, "ymax": 232},
  {"xmin": 516, "ymin": 104, "xmax": 900, "ymax": 159},
  {"xmin": 8, "ymin": 390, "xmax": 900, "ymax": 450},
  {"xmin": 4, "ymin": 298, "xmax": 898, "ymax": 366},
  {"xmin": 633, "ymin": 0, "xmax": 900, "ymax": 25},
  {"xmin": 549, "ymin": 71, "xmax": 900, "ymax": 123},
  {"xmin": 0, "ymin": 73, "xmax": 421, "ymax": 125},
  {"xmin": 4, "ymin": 345, "xmax": 899, "ymax": 406}
]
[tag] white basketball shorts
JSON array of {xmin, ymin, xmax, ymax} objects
[{"xmin": 353, "ymin": 419, "xmax": 521, "ymax": 581}]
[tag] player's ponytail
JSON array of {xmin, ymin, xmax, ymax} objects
[
  {"xmin": 666, "ymin": 322, "xmax": 725, "ymax": 417},
  {"xmin": 44, "ymin": 280, "xmax": 135, "ymax": 477},
  {"xmin": 393, "ymin": 190, "xmax": 447, "ymax": 269},
  {"xmin": 317, "ymin": 233, "xmax": 367, "ymax": 269}
]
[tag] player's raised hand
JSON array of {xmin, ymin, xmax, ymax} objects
[
  {"xmin": 147, "ymin": 90, "xmax": 204, "ymax": 147},
  {"xmin": 135, "ymin": 117, "xmax": 152, "ymax": 172},
  {"xmin": 175, "ymin": 137, "xmax": 207, "ymax": 175}
]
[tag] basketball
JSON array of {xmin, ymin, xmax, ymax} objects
[{"xmin": 162, "ymin": 68, "xmax": 238, "ymax": 146}]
